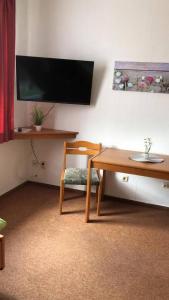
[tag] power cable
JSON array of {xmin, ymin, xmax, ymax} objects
[
  {"xmin": 30, "ymin": 139, "xmax": 40, "ymax": 165},
  {"xmin": 44, "ymin": 104, "xmax": 56, "ymax": 119}
]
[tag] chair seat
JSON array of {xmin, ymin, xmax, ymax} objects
[
  {"xmin": 64, "ymin": 168, "xmax": 99, "ymax": 185},
  {"xmin": 0, "ymin": 218, "xmax": 7, "ymax": 231}
]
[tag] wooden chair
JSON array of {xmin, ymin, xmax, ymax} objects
[
  {"xmin": 59, "ymin": 141, "xmax": 103, "ymax": 218},
  {"xmin": 0, "ymin": 218, "xmax": 7, "ymax": 270}
]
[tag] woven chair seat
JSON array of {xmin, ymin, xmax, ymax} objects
[{"xmin": 64, "ymin": 168, "xmax": 99, "ymax": 185}]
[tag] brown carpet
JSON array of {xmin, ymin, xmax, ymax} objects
[{"xmin": 0, "ymin": 182, "xmax": 169, "ymax": 300}]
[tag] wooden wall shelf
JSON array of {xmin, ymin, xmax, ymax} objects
[{"xmin": 14, "ymin": 128, "xmax": 79, "ymax": 140}]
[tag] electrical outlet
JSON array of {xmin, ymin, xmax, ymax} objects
[
  {"xmin": 163, "ymin": 182, "xmax": 169, "ymax": 188},
  {"xmin": 122, "ymin": 176, "xmax": 129, "ymax": 182},
  {"xmin": 40, "ymin": 161, "xmax": 46, "ymax": 169}
]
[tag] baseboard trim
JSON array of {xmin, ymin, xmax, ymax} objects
[
  {"xmin": 27, "ymin": 181, "xmax": 169, "ymax": 211},
  {"xmin": 27, "ymin": 180, "xmax": 86, "ymax": 195},
  {"xmin": 0, "ymin": 181, "xmax": 27, "ymax": 199},
  {"xmin": 103, "ymin": 194, "xmax": 169, "ymax": 210},
  {"xmin": 27, "ymin": 180, "xmax": 59, "ymax": 190},
  {"xmin": 1, "ymin": 180, "xmax": 169, "ymax": 211}
]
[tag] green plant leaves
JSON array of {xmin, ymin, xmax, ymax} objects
[{"xmin": 32, "ymin": 106, "xmax": 45, "ymax": 125}]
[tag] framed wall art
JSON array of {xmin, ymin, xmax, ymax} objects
[{"xmin": 113, "ymin": 61, "xmax": 169, "ymax": 94}]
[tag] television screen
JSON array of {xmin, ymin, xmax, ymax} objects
[{"xmin": 16, "ymin": 55, "xmax": 94, "ymax": 105}]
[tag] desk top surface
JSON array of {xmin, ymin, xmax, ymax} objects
[{"xmin": 92, "ymin": 148, "xmax": 169, "ymax": 174}]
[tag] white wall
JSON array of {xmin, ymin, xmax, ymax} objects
[
  {"xmin": 25, "ymin": 0, "xmax": 169, "ymax": 206},
  {"xmin": 0, "ymin": 0, "xmax": 29, "ymax": 196}
]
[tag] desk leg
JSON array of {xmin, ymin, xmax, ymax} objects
[
  {"xmin": 102, "ymin": 170, "xmax": 106, "ymax": 197},
  {"xmin": 97, "ymin": 170, "xmax": 106, "ymax": 216},
  {"xmin": 85, "ymin": 160, "xmax": 92, "ymax": 223}
]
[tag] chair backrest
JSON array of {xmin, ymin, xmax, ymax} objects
[{"xmin": 63, "ymin": 141, "xmax": 102, "ymax": 169}]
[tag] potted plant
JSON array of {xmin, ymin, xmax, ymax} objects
[
  {"xmin": 32, "ymin": 106, "xmax": 45, "ymax": 131},
  {"xmin": 144, "ymin": 137, "xmax": 152, "ymax": 159}
]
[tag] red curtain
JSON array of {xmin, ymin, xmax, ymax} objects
[{"xmin": 0, "ymin": 0, "xmax": 15, "ymax": 143}]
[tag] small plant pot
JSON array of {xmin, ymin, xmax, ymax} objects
[
  {"xmin": 35, "ymin": 125, "xmax": 42, "ymax": 132},
  {"xmin": 144, "ymin": 153, "xmax": 149, "ymax": 159}
]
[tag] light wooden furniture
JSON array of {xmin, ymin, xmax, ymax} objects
[
  {"xmin": 59, "ymin": 141, "xmax": 103, "ymax": 216},
  {"xmin": 0, "ymin": 235, "xmax": 5, "ymax": 270},
  {"xmin": 85, "ymin": 148, "xmax": 169, "ymax": 222},
  {"xmin": 14, "ymin": 128, "xmax": 78, "ymax": 140}
]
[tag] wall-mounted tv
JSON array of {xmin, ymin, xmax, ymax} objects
[{"xmin": 16, "ymin": 55, "xmax": 94, "ymax": 105}]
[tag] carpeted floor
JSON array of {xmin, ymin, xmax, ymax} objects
[{"xmin": 0, "ymin": 182, "xmax": 169, "ymax": 300}]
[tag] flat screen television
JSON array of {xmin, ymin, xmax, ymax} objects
[{"xmin": 16, "ymin": 55, "xmax": 94, "ymax": 105}]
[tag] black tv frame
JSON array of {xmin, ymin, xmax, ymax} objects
[{"xmin": 16, "ymin": 55, "xmax": 94, "ymax": 105}]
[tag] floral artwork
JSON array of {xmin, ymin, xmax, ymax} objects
[{"xmin": 113, "ymin": 61, "xmax": 169, "ymax": 93}]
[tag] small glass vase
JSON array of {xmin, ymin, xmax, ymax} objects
[{"xmin": 144, "ymin": 153, "xmax": 149, "ymax": 159}]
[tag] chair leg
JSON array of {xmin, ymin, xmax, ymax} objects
[
  {"xmin": 85, "ymin": 163, "xmax": 92, "ymax": 223},
  {"xmin": 59, "ymin": 180, "xmax": 64, "ymax": 215},
  {"xmin": 0, "ymin": 234, "xmax": 5, "ymax": 270},
  {"xmin": 95, "ymin": 186, "xmax": 99, "ymax": 205}
]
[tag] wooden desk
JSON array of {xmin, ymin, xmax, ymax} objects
[
  {"xmin": 14, "ymin": 128, "xmax": 79, "ymax": 140},
  {"xmin": 85, "ymin": 148, "xmax": 169, "ymax": 222}
]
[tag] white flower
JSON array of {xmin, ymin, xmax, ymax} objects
[
  {"xmin": 155, "ymin": 78, "xmax": 160, "ymax": 83},
  {"xmin": 119, "ymin": 83, "xmax": 124, "ymax": 89},
  {"xmin": 116, "ymin": 71, "xmax": 121, "ymax": 77},
  {"xmin": 127, "ymin": 82, "xmax": 133, "ymax": 88},
  {"xmin": 115, "ymin": 78, "xmax": 121, "ymax": 84}
]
